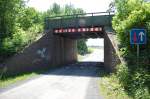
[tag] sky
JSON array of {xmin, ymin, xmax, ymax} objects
[
  {"xmin": 27, "ymin": 0, "xmax": 113, "ymax": 12},
  {"xmin": 86, "ymin": 39, "xmax": 103, "ymax": 47}
]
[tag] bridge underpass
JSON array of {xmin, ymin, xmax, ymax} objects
[
  {"xmin": 0, "ymin": 12, "xmax": 121, "ymax": 99},
  {"xmin": 0, "ymin": 12, "xmax": 119, "ymax": 76},
  {"xmin": 44, "ymin": 12, "xmax": 116, "ymax": 72}
]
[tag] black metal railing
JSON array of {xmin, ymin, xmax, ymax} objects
[{"xmin": 45, "ymin": 11, "xmax": 115, "ymax": 20}]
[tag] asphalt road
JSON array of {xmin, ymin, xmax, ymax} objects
[
  {"xmin": 82, "ymin": 48, "xmax": 104, "ymax": 62},
  {"xmin": 0, "ymin": 48, "xmax": 104, "ymax": 99}
]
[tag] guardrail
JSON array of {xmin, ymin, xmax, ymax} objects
[{"xmin": 45, "ymin": 11, "xmax": 115, "ymax": 20}]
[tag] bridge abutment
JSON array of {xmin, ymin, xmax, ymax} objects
[
  {"xmin": 104, "ymin": 33, "xmax": 120, "ymax": 72},
  {"xmin": 0, "ymin": 31, "xmax": 77, "ymax": 76},
  {"xmin": 0, "ymin": 12, "xmax": 118, "ymax": 75}
]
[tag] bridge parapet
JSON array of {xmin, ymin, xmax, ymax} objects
[{"xmin": 45, "ymin": 12, "xmax": 114, "ymax": 30}]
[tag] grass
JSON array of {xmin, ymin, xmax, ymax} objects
[
  {"xmin": 0, "ymin": 72, "xmax": 37, "ymax": 88},
  {"xmin": 87, "ymin": 47, "xmax": 94, "ymax": 54},
  {"xmin": 77, "ymin": 47, "xmax": 95, "ymax": 61},
  {"xmin": 0, "ymin": 66, "xmax": 53, "ymax": 88},
  {"xmin": 77, "ymin": 54, "xmax": 84, "ymax": 61},
  {"xmin": 99, "ymin": 71, "xmax": 132, "ymax": 99}
]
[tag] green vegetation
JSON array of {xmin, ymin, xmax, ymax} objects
[
  {"xmin": 100, "ymin": 0, "xmax": 150, "ymax": 99},
  {"xmin": 0, "ymin": 72, "xmax": 36, "ymax": 88},
  {"xmin": 77, "ymin": 39, "xmax": 88, "ymax": 55},
  {"xmin": 0, "ymin": 67, "xmax": 51, "ymax": 88},
  {"xmin": 99, "ymin": 71, "xmax": 132, "ymax": 99},
  {"xmin": 0, "ymin": 1, "xmax": 85, "ymax": 62},
  {"xmin": 87, "ymin": 47, "xmax": 94, "ymax": 54},
  {"xmin": 77, "ymin": 47, "xmax": 94, "ymax": 61},
  {"xmin": 0, "ymin": 0, "xmax": 43, "ymax": 62},
  {"xmin": 0, "ymin": 0, "xmax": 44, "ymax": 86},
  {"xmin": 45, "ymin": 3, "xmax": 84, "ymax": 17}
]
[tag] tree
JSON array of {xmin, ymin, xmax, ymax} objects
[
  {"xmin": 107, "ymin": 0, "xmax": 115, "ymax": 12},
  {"xmin": 64, "ymin": 4, "xmax": 75, "ymax": 15},
  {"xmin": 0, "ymin": 0, "xmax": 44, "ymax": 60},
  {"xmin": 46, "ymin": 3, "xmax": 62, "ymax": 17},
  {"xmin": 77, "ymin": 39, "xmax": 88, "ymax": 55},
  {"xmin": 18, "ymin": 7, "xmax": 40, "ymax": 30},
  {"xmin": 0, "ymin": 0, "xmax": 23, "ymax": 39}
]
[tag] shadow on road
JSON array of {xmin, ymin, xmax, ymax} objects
[
  {"xmin": 41, "ymin": 62, "xmax": 106, "ymax": 78},
  {"xmin": 1, "ymin": 62, "xmax": 109, "ymax": 83}
]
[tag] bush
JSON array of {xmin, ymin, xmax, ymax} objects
[
  {"xmin": 77, "ymin": 39, "xmax": 88, "ymax": 55},
  {"xmin": 0, "ymin": 25, "xmax": 43, "ymax": 60},
  {"xmin": 116, "ymin": 64, "xmax": 130, "ymax": 88},
  {"xmin": 112, "ymin": 0, "xmax": 150, "ymax": 98},
  {"xmin": 134, "ymin": 88, "xmax": 150, "ymax": 99}
]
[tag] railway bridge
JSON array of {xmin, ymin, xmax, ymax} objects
[{"xmin": 2, "ymin": 12, "xmax": 119, "ymax": 75}]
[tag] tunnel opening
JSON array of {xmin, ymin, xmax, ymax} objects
[
  {"xmin": 52, "ymin": 26, "xmax": 105, "ymax": 68},
  {"xmin": 45, "ymin": 12, "xmax": 114, "ymax": 72},
  {"xmin": 77, "ymin": 38, "xmax": 104, "ymax": 63}
]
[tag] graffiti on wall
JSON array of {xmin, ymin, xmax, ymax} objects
[
  {"xmin": 37, "ymin": 48, "xmax": 46, "ymax": 58},
  {"xmin": 32, "ymin": 47, "xmax": 51, "ymax": 64}
]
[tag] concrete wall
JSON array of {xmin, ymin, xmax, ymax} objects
[
  {"xmin": 51, "ymin": 34, "xmax": 77, "ymax": 66},
  {"xmin": 0, "ymin": 29, "xmax": 120, "ymax": 75},
  {"xmin": 0, "ymin": 31, "xmax": 77, "ymax": 75},
  {"xmin": 104, "ymin": 33, "xmax": 121, "ymax": 72}
]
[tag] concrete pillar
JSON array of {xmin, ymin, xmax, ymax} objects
[
  {"xmin": 51, "ymin": 35, "xmax": 77, "ymax": 67},
  {"xmin": 64, "ymin": 38, "xmax": 77, "ymax": 64}
]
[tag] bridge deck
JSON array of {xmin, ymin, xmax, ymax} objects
[{"xmin": 45, "ymin": 12, "xmax": 114, "ymax": 39}]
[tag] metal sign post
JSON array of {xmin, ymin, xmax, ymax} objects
[
  {"xmin": 137, "ymin": 44, "xmax": 139, "ymax": 66},
  {"xmin": 130, "ymin": 29, "xmax": 146, "ymax": 66}
]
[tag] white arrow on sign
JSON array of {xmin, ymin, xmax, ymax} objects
[{"xmin": 139, "ymin": 32, "xmax": 145, "ymax": 41}]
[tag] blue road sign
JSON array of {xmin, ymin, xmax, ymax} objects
[{"xmin": 130, "ymin": 29, "xmax": 146, "ymax": 44}]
